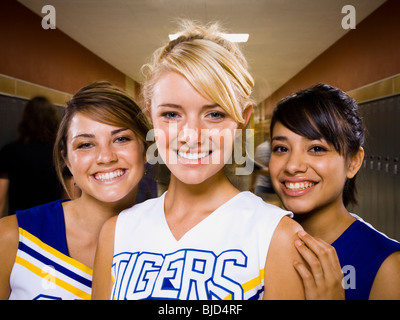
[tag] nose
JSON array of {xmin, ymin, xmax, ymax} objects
[
  {"xmin": 96, "ymin": 143, "xmax": 117, "ymax": 164},
  {"xmin": 178, "ymin": 119, "xmax": 205, "ymax": 148},
  {"xmin": 284, "ymin": 150, "xmax": 308, "ymax": 175}
]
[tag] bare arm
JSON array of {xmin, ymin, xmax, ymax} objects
[
  {"xmin": 0, "ymin": 178, "xmax": 9, "ymax": 218},
  {"xmin": 263, "ymin": 216, "xmax": 305, "ymax": 299},
  {"xmin": 0, "ymin": 215, "xmax": 19, "ymax": 299},
  {"xmin": 369, "ymin": 251, "xmax": 400, "ymax": 299},
  {"xmin": 91, "ymin": 215, "xmax": 118, "ymax": 300}
]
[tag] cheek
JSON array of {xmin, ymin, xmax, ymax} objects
[
  {"xmin": 153, "ymin": 123, "xmax": 178, "ymax": 149},
  {"xmin": 268, "ymin": 156, "xmax": 283, "ymax": 180},
  {"xmin": 124, "ymin": 142, "xmax": 146, "ymax": 165},
  {"xmin": 66, "ymin": 150, "xmax": 94, "ymax": 175},
  {"xmin": 313, "ymin": 157, "xmax": 348, "ymax": 185}
]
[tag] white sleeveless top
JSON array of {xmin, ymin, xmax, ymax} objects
[{"xmin": 111, "ymin": 192, "xmax": 292, "ymax": 300}]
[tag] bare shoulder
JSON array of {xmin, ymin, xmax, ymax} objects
[
  {"xmin": 0, "ymin": 215, "xmax": 19, "ymax": 248},
  {"xmin": 267, "ymin": 216, "xmax": 304, "ymax": 262},
  {"xmin": 100, "ymin": 215, "xmax": 118, "ymax": 238},
  {"xmin": 369, "ymin": 250, "xmax": 400, "ymax": 299},
  {"xmin": 273, "ymin": 216, "xmax": 303, "ymax": 240},
  {"xmin": 0, "ymin": 215, "xmax": 19, "ymax": 299},
  {"xmin": 91, "ymin": 215, "xmax": 118, "ymax": 300},
  {"xmin": 263, "ymin": 216, "xmax": 305, "ymax": 299}
]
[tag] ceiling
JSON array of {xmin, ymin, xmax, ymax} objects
[{"xmin": 18, "ymin": 0, "xmax": 386, "ymax": 103}]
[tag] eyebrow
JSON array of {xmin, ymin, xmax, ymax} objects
[
  {"xmin": 271, "ymin": 136, "xmax": 288, "ymax": 142},
  {"xmin": 72, "ymin": 128, "xmax": 128, "ymax": 140},
  {"xmin": 157, "ymin": 103, "xmax": 221, "ymax": 110}
]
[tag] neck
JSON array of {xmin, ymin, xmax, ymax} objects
[
  {"xmin": 67, "ymin": 190, "xmax": 137, "ymax": 234},
  {"xmin": 165, "ymin": 170, "xmax": 239, "ymax": 217},
  {"xmin": 293, "ymin": 201, "xmax": 355, "ymax": 244}
]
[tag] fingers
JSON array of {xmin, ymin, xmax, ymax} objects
[
  {"xmin": 297, "ymin": 231, "xmax": 343, "ymax": 282},
  {"xmin": 293, "ymin": 259, "xmax": 317, "ymax": 296},
  {"xmin": 294, "ymin": 239, "xmax": 324, "ymax": 286},
  {"xmin": 293, "ymin": 230, "xmax": 345, "ymax": 299}
]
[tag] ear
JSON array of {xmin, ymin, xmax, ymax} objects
[
  {"xmin": 145, "ymin": 103, "xmax": 152, "ymax": 118},
  {"xmin": 238, "ymin": 104, "xmax": 253, "ymax": 129},
  {"xmin": 62, "ymin": 152, "xmax": 72, "ymax": 175},
  {"xmin": 347, "ymin": 147, "xmax": 364, "ymax": 179}
]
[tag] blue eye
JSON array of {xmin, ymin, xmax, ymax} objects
[
  {"xmin": 161, "ymin": 112, "xmax": 179, "ymax": 120},
  {"xmin": 207, "ymin": 111, "xmax": 226, "ymax": 120}
]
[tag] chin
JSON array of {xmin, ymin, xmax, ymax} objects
[{"xmin": 280, "ymin": 199, "xmax": 314, "ymax": 215}]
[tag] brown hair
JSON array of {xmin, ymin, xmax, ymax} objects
[{"xmin": 54, "ymin": 81, "xmax": 151, "ymax": 196}]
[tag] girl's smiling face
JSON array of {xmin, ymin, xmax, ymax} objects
[
  {"xmin": 269, "ymin": 121, "xmax": 361, "ymax": 215},
  {"xmin": 65, "ymin": 112, "xmax": 145, "ymax": 203},
  {"xmin": 149, "ymin": 71, "xmax": 244, "ymax": 185}
]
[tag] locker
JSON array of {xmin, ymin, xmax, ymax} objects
[{"xmin": 357, "ymin": 94, "xmax": 400, "ymax": 241}]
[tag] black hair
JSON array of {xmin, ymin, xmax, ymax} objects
[{"xmin": 270, "ymin": 83, "xmax": 365, "ymax": 206}]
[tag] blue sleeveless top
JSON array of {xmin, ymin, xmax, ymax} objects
[
  {"xmin": 9, "ymin": 200, "xmax": 93, "ymax": 300},
  {"xmin": 16, "ymin": 200, "xmax": 70, "ymax": 255},
  {"xmin": 331, "ymin": 219, "xmax": 400, "ymax": 300}
]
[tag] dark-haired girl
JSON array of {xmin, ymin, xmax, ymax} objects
[{"xmin": 269, "ymin": 84, "xmax": 400, "ymax": 299}]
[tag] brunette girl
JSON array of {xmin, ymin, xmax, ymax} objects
[{"xmin": 0, "ymin": 82, "xmax": 151, "ymax": 299}]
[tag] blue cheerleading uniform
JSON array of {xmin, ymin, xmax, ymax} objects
[
  {"xmin": 8, "ymin": 200, "xmax": 92, "ymax": 300},
  {"xmin": 332, "ymin": 217, "xmax": 400, "ymax": 300}
]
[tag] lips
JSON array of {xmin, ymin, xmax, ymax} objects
[
  {"xmin": 280, "ymin": 179, "xmax": 318, "ymax": 196},
  {"xmin": 93, "ymin": 169, "xmax": 126, "ymax": 182}
]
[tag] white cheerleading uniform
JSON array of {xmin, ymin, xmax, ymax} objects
[
  {"xmin": 9, "ymin": 200, "xmax": 92, "ymax": 300},
  {"xmin": 111, "ymin": 191, "xmax": 292, "ymax": 300}
]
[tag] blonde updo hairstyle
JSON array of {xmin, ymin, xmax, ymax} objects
[{"xmin": 141, "ymin": 21, "xmax": 254, "ymax": 124}]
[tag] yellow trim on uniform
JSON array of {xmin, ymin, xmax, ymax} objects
[
  {"xmin": 223, "ymin": 268, "xmax": 265, "ymax": 300},
  {"xmin": 242, "ymin": 268, "xmax": 264, "ymax": 292},
  {"xmin": 15, "ymin": 256, "xmax": 91, "ymax": 300},
  {"xmin": 19, "ymin": 228, "xmax": 93, "ymax": 276}
]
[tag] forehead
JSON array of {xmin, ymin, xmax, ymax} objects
[
  {"xmin": 151, "ymin": 71, "xmax": 214, "ymax": 107},
  {"xmin": 68, "ymin": 113, "xmax": 125, "ymax": 137}
]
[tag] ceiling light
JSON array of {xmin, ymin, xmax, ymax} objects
[{"xmin": 168, "ymin": 33, "xmax": 249, "ymax": 43}]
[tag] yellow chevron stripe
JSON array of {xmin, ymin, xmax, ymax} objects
[
  {"xmin": 19, "ymin": 228, "xmax": 92, "ymax": 276},
  {"xmin": 15, "ymin": 256, "xmax": 91, "ymax": 300},
  {"xmin": 223, "ymin": 268, "xmax": 265, "ymax": 300},
  {"xmin": 242, "ymin": 268, "xmax": 264, "ymax": 292}
]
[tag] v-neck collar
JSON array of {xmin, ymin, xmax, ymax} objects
[{"xmin": 159, "ymin": 191, "xmax": 248, "ymax": 243}]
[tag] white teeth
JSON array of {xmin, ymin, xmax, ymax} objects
[
  {"xmin": 94, "ymin": 169, "xmax": 125, "ymax": 181},
  {"xmin": 285, "ymin": 181, "xmax": 315, "ymax": 191},
  {"xmin": 178, "ymin": 151, "xmax": 209, "ymax": 160}
]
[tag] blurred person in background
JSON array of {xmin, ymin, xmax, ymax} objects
[{"xmin": 0, "ymin": 96, "xmax": 61, "ymax": 217}]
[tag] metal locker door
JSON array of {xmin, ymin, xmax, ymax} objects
[
  {"xmin": 394, "ymin": 97, "xmax": 400, "ymax": 241},
  {"xmin": 369, "ymin": 103, "xmax": 380, "ymax": 229},
  {"xmin": 357, "ymin": 103, "xmax": 371, "ymax": 223},
  {"xmin": 377, "ymin": 101, "xmax": 387, "ymax": 235}
]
